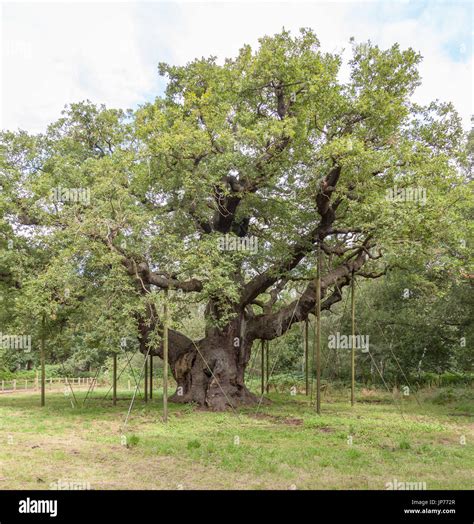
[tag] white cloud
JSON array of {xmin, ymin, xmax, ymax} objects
[
  {"xmin": 346, "ymin": 4, "xmax": 473, "ymax": 128},
  {"xmin": 1, "ymin": 1, "xmax": 155, "ymax": 133},
  {"xmin": 1, "ymin": 0, "xmax": 472, "ymax": 133}
]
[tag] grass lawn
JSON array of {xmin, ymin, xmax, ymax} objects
[{"xmin": 0, "ymin": 386, "xmax": 472, "ymax": 490}]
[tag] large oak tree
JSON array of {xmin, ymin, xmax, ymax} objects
[{"xmin": 0, "ymin": 30, "xmax": 467, "ymax": 409}]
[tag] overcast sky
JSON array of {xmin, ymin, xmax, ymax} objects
[{"xmin": 0, "ymin": 0, "xmax": 472, "ymax": 134}]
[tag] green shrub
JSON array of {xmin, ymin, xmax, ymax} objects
[
  {"xmin": 430, "ymin": 387, "xmax": 473, "ymax": 405},
  {"xmin": 399, "ymin": 439, "xmax": 411, "ymax": 450},
  {"xmin": 418, "ymin": 372, "xmax": 473, "ymax": 387},
  {"xmin": 187, "ymin": 439, "xmax": 201, "ymax": 450},
  {"xmin": 127, "ymin": 435, "xmax": 140, "ymax": 447}
]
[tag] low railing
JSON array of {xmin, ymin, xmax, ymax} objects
[{"xmin": 0, "ymin": 377, "xmax": 101, "ymax": 393}]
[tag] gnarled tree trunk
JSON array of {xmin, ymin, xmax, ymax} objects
[
  {"xmin": 170, "ymin": 330, "xmax": 257, "ymax": 410},
  {"xmin": 140, "ymin": 311, "xmax": 260, "ymax": 410}
]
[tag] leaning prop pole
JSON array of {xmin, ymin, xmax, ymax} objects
[
  {"xmin": 260, "ymin": 339, "xmax": 265, "ymax": 395},
  {"xmin": 40, "ymin": 313, "xmax": 46, "ymax": 407},
  {"xmin": 163, "ymin": 288, "xmax": 169, "ymax": 423},
  {"xmin": 351, "ymin": 271, "xmax": 356, "ymax": 407},
  {"xmin": 315, "ymin": 244, "xmax": 321, "ymax": 414}
]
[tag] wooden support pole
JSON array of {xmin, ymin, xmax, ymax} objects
[
  {"xmin": 260, "ymin": 339, "xmax": 265, "ymax": 395},
  {"xmin": 265, "ymin": 340, "xmax": 270, "ymax": 394},
  {"xmin": 315, "ymin": 245, "xmax": 321, "ymax": 414},
  {"xmin": 149, "ymin": 355, "xmax": 153, "ymax": 399},
  {"xmin": 112, "ymin": 353, "xmax": 117, "ymax": 406},
  {"xmin": 305, "ymin": 318, "xmax": 309, "ymax": 396},
  {"xmin": 40, "ymin": 314, "xmax": 46, "ymax": 407},
  {"xmin": 351, "ymin": 272, "xmax": 356, "ymax": 407},
  {"xmin": 144, "ymin": 355, "xmax": 148, "ymax": 403},
  {"xmin": 163, "ymin": 288, "xmax": 169, "ymax": 423}
]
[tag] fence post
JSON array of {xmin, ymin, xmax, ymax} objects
[
  {"xmin": 13, "ymin": 380, "xmax": 16, "ymax": 391},
  {"xmin": 305, "ymin": 319, "xmax": 309, "ymax": 396},
  {"xmin": 149, "ymin": 355, "xmax": 153, "ymax": 400},
  {"xmin": 113, "ymin": 354, "xmax": 117, "ymax": 406},
  {"xmin": 351, "ymin": 273, "xmax": 356, "ymax": 407},
  {"xmin": 144, "ymin": 356, "xmax": 148, "ymax": 403},
  {"xmin": 315, "ymin": 244, "xmax": 321, "ymax": 414},
  {"xmin": 163, "ymin": 288, "xmax": 169, "ymax": 423},
  {"xmin": 40, "ymin": 314, "xmax": 46, "ymax": 406},
  {"xmin": 265, "ymin": 341, "xmax": 270, "ymax": 394}
]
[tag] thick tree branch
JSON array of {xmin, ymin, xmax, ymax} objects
[{"xmin": 247, "ymin": 248, "xmax": 370, "ymax": 340}]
